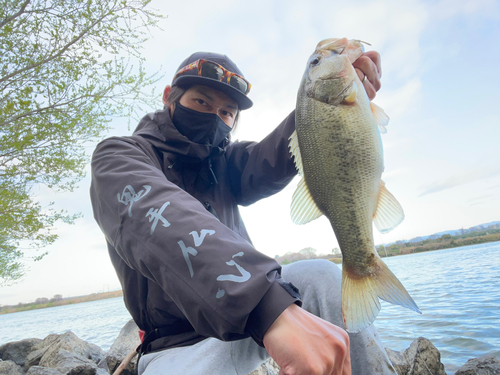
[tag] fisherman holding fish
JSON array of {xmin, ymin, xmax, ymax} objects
[{"xmin": 91, "ymin": 39, "xmax": 400, "ymax": 375}]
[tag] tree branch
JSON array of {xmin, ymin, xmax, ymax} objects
[
  {"xmin": 0, "ymin": 0, "xmax": 31, "ymax": 30},
  {"xmin": 0, "ymin": 5, "xmax": 122, "ymax": 84}
]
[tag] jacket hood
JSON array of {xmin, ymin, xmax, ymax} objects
[{"xmin": 133, "ymin": 108, "xmax": 226, "ymax": 163}]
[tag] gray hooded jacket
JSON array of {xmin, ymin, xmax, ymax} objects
[{"xmin": 90, "ymin": 108, "xmax": 301, "ymax": 353}]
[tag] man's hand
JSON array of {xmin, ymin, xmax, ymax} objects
[
  {"xmin": 263, "ymin": 304, "xmax": 351, "ymax": 375},
  {"xmin": 353, "ymin": 50, "xmax": 382, "ymax": 101}
]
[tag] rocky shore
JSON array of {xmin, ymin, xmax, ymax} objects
[{"xmin": 1, "ymin": 320, "xmax": 498, "ymax": 375}]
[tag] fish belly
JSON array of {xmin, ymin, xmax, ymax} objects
[{"xmin": 296, "ymin": 98, "xmax": 383, "ymax": 271}]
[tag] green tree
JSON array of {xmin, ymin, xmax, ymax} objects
[
  {"xmin": 299, "ymin": 247, "xmax": 317, "ymax": 259},
  {"xmin": 0, "ymin": 0, "xmax": 163, "ymax": 285}
]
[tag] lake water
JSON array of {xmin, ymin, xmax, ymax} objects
[{"xmin": 0, "ymin": 242, "xmax": 499, "ymax": 374}]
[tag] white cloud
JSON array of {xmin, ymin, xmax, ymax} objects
[
  {"xmin": 378, "ymin": 78, "xmax": 422, "ymax": 120},
  {"xmin": 432, "ymin": 0, "xmax": 498, "ymax": 19},
  {"xmin": 468, "ymin": 194, "xmax": 497, "ymax": 206},
  {"xmin": 419, "ymin": 166, "xmax": 500, "ymax": 196}
]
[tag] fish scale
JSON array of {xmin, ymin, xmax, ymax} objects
[
  {"xmin": 299, "ymin": 89, "xmax": 379, "ymax": 251},
  {"xmin": 289, "ymin": 38, "xmax": 420, "ymax": 332}
]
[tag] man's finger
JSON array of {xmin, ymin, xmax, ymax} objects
[
  {"xmin": 353, "ymin": 51, "xmax": 382, "ymax": 101},
  {"xmin": 342, "ymin": 338, "xmax": 352, "ymax": 375},
  {"xmin": 355, "ymin": 67, "xmax": 377, "ymax": 101},
  {"xmin": 354, "ymin": 57, "xmax": 381, "ymax": 90},
  {"xmin": 363, "ymin": 50, "xmax": 382, "ymax": 77}
]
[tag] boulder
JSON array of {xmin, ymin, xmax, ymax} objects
[
  {"xmin": 0, "ymin": 359, "xmax": 25, "ymax": 375},
  {"xmin": 384, "ymin": 337, "xmax": 446, "ymax": 375},
  {"xmin": 39, "ymin": 348, "xmax": 99, "ymax": 374},
  {"xmin": 25, "ymin": 348, "xmax": 48, "ymax": 370},
  {"xmin": 386, "ymin": 348, "xmax": 410, "ymax": 375},
  {"xmin": 26, "ymin": 366, "xmax": 64, "ymax": 374},
  {"xmin": 25, "ymin": 335, "xmax": 67, "ymax": 371},
  {"xmin": 455, "ymin": 355, "xmax": 500, "ymax": 375},
  {"xmin": 405, "ymin": 337, "xmax": 447, "ymax": 375},
  {"xmin": 38, "ymin": 331, "xmax": 105, "ymax": 368},
  {"xmin": 0, "ymin": 338, "xmax": 42, "ymax": 367},
  {"xmin": 100, "ymin": 319, "xmax": 141, "ymax": 375}
]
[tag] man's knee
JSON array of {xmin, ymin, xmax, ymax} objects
[{"xmin": 281, "ymin": 259, "xmax": 342, "ymax": 291}]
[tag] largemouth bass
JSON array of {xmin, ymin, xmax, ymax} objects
[{"xmin": 289, "ymin": 38, "xmax": 420, "ymax": 332}]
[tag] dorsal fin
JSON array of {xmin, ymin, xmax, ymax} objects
[
  {"xmin": 373, "ymin": 181, "xmax": 404, "ymax": 234},
  {"xmin": 289, "ymin": 130, "xmax": 303, "ymax": 175}
]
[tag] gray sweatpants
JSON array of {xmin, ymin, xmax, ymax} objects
[{"xmin": 138, "ymin": 259, "xmax": 397, "ymax": 375}]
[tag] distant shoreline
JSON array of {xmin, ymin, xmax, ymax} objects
[
  {"xmin": 3, "ymin": 231, "xmax": 499, "ymax": 315},
  {"xmin": 374, "ymin": 229, "xmax": 500, "ymax": 259},
  {"xmin": 276, "ymin": 230, "xmax": 500, "ymax": 265},
  {"xmin": 0, "ymin": 290, "xmax": 124, "ymax": 315}
]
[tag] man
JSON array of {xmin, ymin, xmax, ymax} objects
[{"xmin": 90, "ymin": 48, "xmax": 394, "ymax": 375}]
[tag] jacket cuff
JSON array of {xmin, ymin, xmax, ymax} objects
[{"xmin": 246, "ymin": 279, "xmax": 302, "ymax": 347}]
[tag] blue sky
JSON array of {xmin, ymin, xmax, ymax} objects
[{"xmin": 1, "ymin": 0, "xmax": 499, "ymax": 306}]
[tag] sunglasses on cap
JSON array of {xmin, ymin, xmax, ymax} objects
[{"xmin": 173, "ymin": 59, "xmax": 252, "ymax": 95}]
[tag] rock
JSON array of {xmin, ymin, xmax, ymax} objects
[
  {"xmin": 247, "ymin": 358, "xmax": 280, "ymax": 375},
  {"xmin": 384, "ymin": 337, "xmax": 446, "ymax": 375},
  {"xmin": 455, "ymin": 355, "xmax": 500, "ymax": 375},
  {"xmin": 24, "ymin": 335, "xmax": 67, "ymax": 371},
  {"xmin": 0, "ymin": 338, "xmax": 43, "ymax": 366},
  {"xmin": 4, "ymin": 328, "xmax": 500, "ymax": 375},
  {"xmin": 100, "ymin": 319, "xmax": 141, "ymax": 375},
  {"xmin": 25, "ymin": 348, "xmax": 48, "ymax": 371},
  {"xmin": 26, "ymin": 367, "xmax": 64, "ymax": 375},
  {"xmin": 406, "ymin": 337, "xmax": 446, "ymax": 375},
  {"xmin": 39, "ymin": 348, "xmax": 99, "ymax": 374},
  {"xmin": 38, "ymin": 331, "xmax": 106, "ymax": 368},
  {"xmin": 0, "ymin": 359, "xmax": 25, "ymax": 375},
  {"xmin": 386, "ymin": 348, "xmax": 410, "ymax": 375}
]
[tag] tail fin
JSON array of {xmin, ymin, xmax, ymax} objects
[{"xmin": 341, "ymin": 258, "xmax": 421, "ymax": 333}]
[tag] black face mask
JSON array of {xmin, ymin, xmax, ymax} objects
[{"xmin": 171, "ymin": 103, "xmax": 232, "ymax": 147}]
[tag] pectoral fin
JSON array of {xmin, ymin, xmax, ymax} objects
[
  {"xmin": 343, "ymin": 81, "xmax": 357, "ymax": 104},
  {"xmin": 370, "ymin": 102, "xmax": 389, "ymax": 134},
  {"xmin": 373, "ymin": 181, "xmax": 405, "ymax": 234},
  {"xmin": 290, "ymin": 178, "xmax": 323, "ymax": 225}
]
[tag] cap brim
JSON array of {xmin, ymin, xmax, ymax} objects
[{"xmin": 173, "ymin": 76, "xmax": 253, "ymax": 110}]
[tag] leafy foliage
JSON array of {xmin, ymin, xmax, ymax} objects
[
  {"xmin": 298, "ymin": 247, "xmax": 317, "ymax": 259},
  {"xmin": 0, "ymin": 0, "xmax": 163, "ymax": 284}
]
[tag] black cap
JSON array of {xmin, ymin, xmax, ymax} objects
[{"xmin": 172, "ymin": 52, "xmax": 253, "ymax": 110}]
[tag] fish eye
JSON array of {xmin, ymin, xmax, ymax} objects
[{"xmin": 310, "ymin": 57, "xmax": 321, "ymax": 66}]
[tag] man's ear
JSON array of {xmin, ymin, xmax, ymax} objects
[{"xmin": 162, "ymin": 85, "xmax": 172, "ymax": 106}]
